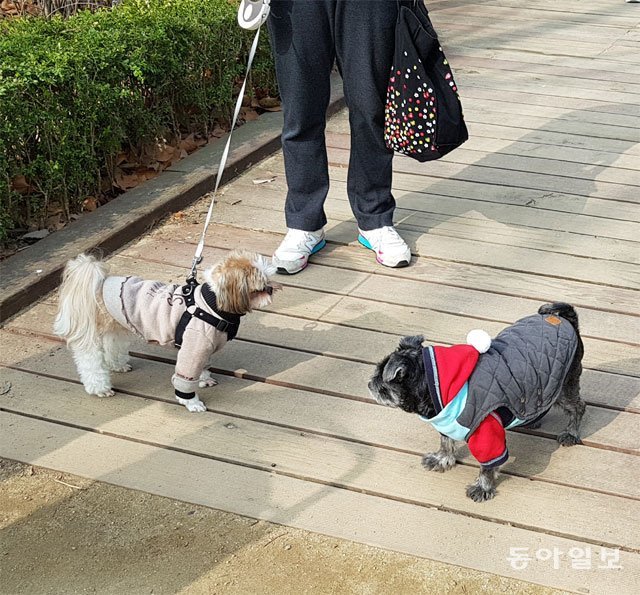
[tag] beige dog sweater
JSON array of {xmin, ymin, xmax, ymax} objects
[{"xmin": 102, "ymin": 276, "xmax": 237, "ymax": 395}]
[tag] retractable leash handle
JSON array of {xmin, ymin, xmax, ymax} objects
[
  {"xmin": 238, "ymin": 0, "xmax": 271, "ymax": 31},
  {"xmin": 187, "ymin": 4, "xmax": 269, "ymax": 281}
]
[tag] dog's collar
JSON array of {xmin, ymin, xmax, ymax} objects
[
  {"xmin": 423, "ymin": 346, "xmax": 444, "ymax": 416},
  {"xmin": 200, "ymin": 283, "xmax": 244, "ymax": 326}
]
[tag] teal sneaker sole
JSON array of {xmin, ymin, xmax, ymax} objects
[
  {"xmin": 311, "ymin": 239, "xmax": 327, "ymax": 254},
  {"xmin": 357, "ymin": 234, "xmax": 373, "ymax": 251}
]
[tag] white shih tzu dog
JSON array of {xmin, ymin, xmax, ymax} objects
[{"xmin": 54, "ymin": 250, "xmax": 280, "ymax": 412}]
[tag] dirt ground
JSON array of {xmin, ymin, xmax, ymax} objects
[{"xmin": 0, "ymin": 459, "xmax": 563, "ymax": 595}]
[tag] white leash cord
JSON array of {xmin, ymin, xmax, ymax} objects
[{"xmin": 188, "ymin": 27, "xmax": 262, "ymax": 280}]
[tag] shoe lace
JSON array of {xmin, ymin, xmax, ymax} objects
[
  {"xmin": 286, "ymin": 229, "xmax": 319, "ymax": 251},
  {"xmin": 379, "ymin": 226, "xmax": 405, "ymax": 248}
]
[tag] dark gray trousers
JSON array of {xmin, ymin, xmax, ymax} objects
[{"xmin": 268, "ymin": 0, "xmax": 398, "ymax": 231}]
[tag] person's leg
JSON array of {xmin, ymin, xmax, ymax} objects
[
  {"xmin": 334, "ymin": 0, "xmax": 411, "ymax": 268},
  {"xmin": 334, "ymin": 0, "xmax": 397, "ymax": 231},
  {"xmin": 267, "ymin": 0, "xmax": 335, "ymax": 232}
]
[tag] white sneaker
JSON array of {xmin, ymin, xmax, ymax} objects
[
  {"xmin": 358, "ymin": 226, "xmax": 411, "ymax": 268},
  {"xmin": 273, "ymin": 228, "xmax": 326, "ymax": 274}
]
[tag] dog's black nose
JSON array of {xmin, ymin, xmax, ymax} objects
[{"xmin": 265, "ymin": 286, "xmax": 273, "ymax": 295}]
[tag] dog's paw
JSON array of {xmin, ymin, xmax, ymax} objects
[
  {"xmin": 466, "ymin": 483, "xmax": 496, "ymax": 503},
  {"xmin": 176, "ymin": 394, "xmax": 207, "ymax": 413},
  {"xmin": 557, "ymin": 431, "xmax": 582, "ymax": 447},
  {"xmin": 94, "ymin": 388, "xmax": 115, "ymax": 398},
  {"xmin": 198, "ymin": 377, "xmax": 218, "ymax": 388},
  {"xmin": 112, "ymin": 363, "xmax": 132, "ymax": 373},
  {"xmin": 422, "ymin": 452, "xmax": 456, "ymax": 472}
]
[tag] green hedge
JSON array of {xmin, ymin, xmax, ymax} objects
[{"xmin": 0, "ymin": 0, "xmax": 277, "ymax": 244}]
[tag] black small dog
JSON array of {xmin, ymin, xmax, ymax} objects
[{"xmin": 368, "ymin": 302, "xmax": 586, "ymax": 502}]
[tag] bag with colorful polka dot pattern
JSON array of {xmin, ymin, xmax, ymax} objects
[{"xmin": 385, "ymin": 1, "xmax": 468, "ymax": 161}]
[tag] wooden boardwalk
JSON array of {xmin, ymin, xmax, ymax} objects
[{"xmin": 1, "ymin": 0, "xmax": 639, "ymax": 591}]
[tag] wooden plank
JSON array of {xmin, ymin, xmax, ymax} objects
[
  {"xmin": 412, "ymin": 135, "xmax": 639, "ymax": 172},
  {"xmin": 256, "ymin": 155, "xmax": 640, "ymax": 224},
  {"xmin": 224, "ymin": 176, "xmax": 640, "ymax": 263},
  {"xmin": 448, "ymin": 47, "xmax": 640, "ymax": 79},
  {"xmin": 455, "ymin": 63, "xmax": 640, "ymax": 97},
  {"xmin": 146, "ymin": 223, "xmax": 640, "ymax": 316},
  {"xmin": 7, "ymin": 298, "xmax": 640, "ymax": 414},
  {"xmin": 1, "ymin": 367, "xmax": 638, "ymax": 553},
  {"xmin": 23, "ymin": 248, "xmax": 635, "ymax": 375},
  {"xmin": 455, "ymin": 69, "xmax": 640, "ymax": 103},
  {"xmin": 3, "ymin": 413, "xmax": 638, "ymax": 594},
  {"xmin": 2, "ymin": 334, "xmax": 637, "ymax": 499},
  {"xmin": 328, "ymin": 108, "xmax": 640, "ymax": 157},
  {"xmin": 332, "ymin": 103, "xmax": 640, "ymax": 150},
  {"xmin": 326, "ymin": 132, "xmax": 640, "ymax": 185},
  {"xmin": 6, "ymin": 295, "xmax": 639, "ymax": 457},
  {"xmin": 461, "ymin": 110, "xmax": 640, "ymax": 144},
  {"xmin": 458, "ymin": 119, "xmax": 640, "ymax": 154},
  {"xmin": 432, "ymin": 4, "xmax": 638, "ymax": 29},
  {"xmin": 207, "ymin": 200, "xmax": 640, "ymax": 291},
  {"xmin": 434, "ymin": 19, "xmax": 636, "ymax": 47},
  {"xmin": 336, "ymin": 131, "xmax": 640, "ymax": 173},
  {"xmin": 327, "ymin": 147, "xmax": 640, "ymax": 203},
  {"xmin": 450, "ymin": 55, "xmax": 638, "ymax": 87},
  {"xmin": 458, "ymin": 88, "xmax": 640, "ymax": 120},
  {"xmin": 259, "ymin": 167, "xmax": 640, "ymax": 242},
  {"xmin": 430, "ymin": 0, "xmax": 639, "ymax": 13},
  {"xmin": 111, "ymin": 238, "xmax": 640, "ymax": 348}
]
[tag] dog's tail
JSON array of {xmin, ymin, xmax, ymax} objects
[
  {"xmin": 53, "ymin": 253, "xmax": 108, "ymax": 350},
  {"xmin": 538, "ymin": 302, "xmax": 579, "ymax": 333}
]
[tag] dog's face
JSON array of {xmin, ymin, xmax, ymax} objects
[
  {"xmin": 205, "ymin": 250, "xmax": 281, "ymax": 314},
  {"xmin": 368, "ymin": 335, "xmax": 434, "ymax": 417}
]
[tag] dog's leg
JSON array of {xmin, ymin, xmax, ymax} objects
[
  {"xmin": 71, "ymin": 346, "xmax": 114, "ymax": 398},
  {"xmin": 556, "ymin": 383, "xmax": 586, "ymax": 446},
  {"xmin": 422, "ymin": 434, "xmax": 457, "ymax": 472},
  {"xmin": 102, "ymin": 330, "xmax": 132, "ymax": 373},
  {"xmin": 198, "ymin": 369, "xmax": 218, "ymax": 388},
  {"xmin": 556, "ymin": 355, "xmax": 585, "ymax": 447},
  {"xmin": 466, "ymin": 467, "xmax": 498, "ymax": 502}
]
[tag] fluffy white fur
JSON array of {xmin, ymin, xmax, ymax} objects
[{"xmin": 54, "ymin": 251, "xmax": 279, "ymax": 412}]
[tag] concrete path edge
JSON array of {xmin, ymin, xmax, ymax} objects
[{"xmin": 0, "ymin": 75, "xmax": 345, "ymax": 324}]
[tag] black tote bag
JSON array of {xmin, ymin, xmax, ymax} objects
[{"xmin": 384, "ymin": 1, "xmax": 468, "ymax": 161}]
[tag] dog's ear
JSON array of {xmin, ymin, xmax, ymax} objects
[
  {"xmin": 398, "ymin": 335, "xmax": 424, "ymax": 351},
  {"xmin": 211, "ymin": 263, "xmax": 252, "ymax": 314},
  {"xmin": 383, "ymin": 359, "xmax": 406, "ymax": 383}
]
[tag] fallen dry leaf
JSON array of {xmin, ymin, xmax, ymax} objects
[
  {"xmin": 154, "ymin": 145, "xmax": 179, "ymax": 163},
  {"xmin": 11, "ymin": 175, "xmax": 31, "ymax": 195},
  {"xmin": 259, "ymin": 97, "xmax": 281, "ymax": 110},
  {"xmin": 252, "ymin": 176, "xmax": 277, "ymax": 185},
  {"xmin": 179, "ymin": 133, "xmax": 200, "ymax": 154},
  {"xmin": 82, "ymin": 196, "xmax": 99, "ymax": 212},
  {"xmin": 114, "ymin": 170, "xmax": 144, "ymax": 190},
  {"xmin": 241, "ymin": 107, "xmax": 259, "ymax": 122}
]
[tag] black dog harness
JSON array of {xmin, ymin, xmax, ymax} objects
[{"xmin": 174, "ymin": 279, "xmax": 241, "ymax": 348}]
